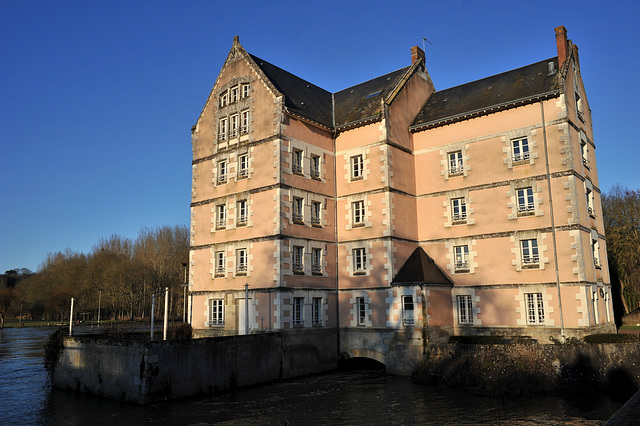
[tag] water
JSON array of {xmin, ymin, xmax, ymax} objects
[{"xmin": 0, "ymin": 327, "xmax": 625, "ymax": 425}]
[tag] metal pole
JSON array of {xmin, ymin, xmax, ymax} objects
[
  {"xmin": 163, "ymin": 287, "xmax": 169, "ymax": 341},
  {"xmin": 69, "ymin": 298, "xmax": 74, "ymax": 336},
  {"xmin": 97, "ymin": 288, "xmax": 102, "ymax": 327},
  {"xmin": 182, "ymin": 262, "xmax": 188, "ymax": 323},
  {"xmin": 150, "ymin": 294, "xmax": 155, "ymax": 341},
  {"xmin": 19, "ymin": 304, "xmax": 23, "ymax": 327},
  {"xmin": 245, "ymin": 283, "xmax": 249, "ymax": 335}
]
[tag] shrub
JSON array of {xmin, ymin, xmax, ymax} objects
[
  {"xmin": 168, "ymin": 323, "xmax": 192, "ymax": 340},
  {"xmin": 583, "ymin": 333, "xmax": 640, "ymax": 344},
  {"xmin": 43, "ymin": 328, "xmax": 64, "ymax": 383}
]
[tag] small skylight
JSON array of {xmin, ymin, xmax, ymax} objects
[{"xmin": 365, "ymin": 90, "xmax": 383, "ymax": 99}]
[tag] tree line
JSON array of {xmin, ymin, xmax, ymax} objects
[{"xmin": 0, "ymin": 225, "xmax": 189, "ymax": 327}]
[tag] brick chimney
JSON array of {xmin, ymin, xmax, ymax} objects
[
  {"xmin": 411, "ymin": 46, "xmax": 425, "ymax": 65},
  {"xmin": 555, "ymin": 26, "xmax": 569, "ymax": 66}
]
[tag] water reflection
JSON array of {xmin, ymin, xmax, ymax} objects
[{"xmin": 0, "ymin": 327, "xmax": 624, "ymax": 425}]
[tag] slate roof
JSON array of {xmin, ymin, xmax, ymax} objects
[
  {"xmin": 391, "ymin": 247, "xmax": 453, "ymax": 286},
  {"xmin": 411, "ymin": 57, "xmax": 560, "ymax": 130},
  {"xmin": 334, "ymin": 66, "xmax": 412, "ymax": 129},
  {"xmin": 250, "ymin": 54, "xmax": 334, "ymax": 128}
]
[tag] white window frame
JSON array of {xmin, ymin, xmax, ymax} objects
[
  {"xmin": 292, "ymin": 197, "xmax": 304, "ymax": 223},
  {"xmin": 454, "ymin": 245, "xmax": 469, "ymax": 272},
  {"xmin": 521, "ymin": 239, "xmax": 539, "ymax": 267},
  {"xmin": 352, "ymin": 200, "xmax": 365, "ymax": 226},
  {"xmin": 525, "ymin": 293, "xmax": 545, "ymax": 324},
  {"xmin": 586, "ymin": 187, "xmax": 595, "ymax": 217},
  {"xmin": 351, "ymin": 155, "xmax": 364, "ymax": 180},
  {"xmin": 352, "ymin": 248, "xmax": 367, "ymax": 274},
  {"xmin": 240, "ymin": 110, "xmax": 250, "ymax": 135},
  {"xmin": 448, "ymin": 151, "xmax": 464, "ymax": 175},
  {"xmin": 238, "ymin": 154, "xmax": 249, "ymax": 179},
  {"xmin": 236, "ymin": 248, "xmax": 247, "ymax": 275},
  {"xmin": 216, "ymin": 204, "xmax": 226, "ymax": 229},
  {"xmin": 581, "ymin": 139, "xmax": 589, "ymax": 168},
  {"xmin": 230, "ymin": 86, "xmax": 239, "ymax": 103},
  {"xmin": 310, "ymin": 155, "xmax": 321, "ymax": 179},
  {"xmin": 241, "ymin": 83, "xmax": 250, "ymax": 98},
  {"xmin": 517, "ymin": 187, "xmax": 535, "ymax": 215},
  {"xmin": 209, "ymin": 299, "xmax": 225, "ymax": 326},
  {"xmin": 220, "ymin": 91, "xmax": 228, "ymax": 107},
  {"xmin": 312, "ymin": 297, "xmax": 322, "ymax": 326},
  {"xmin": 293, "ymin": 297, "xmax": 304, "ymax": 327},
  {"xmin": 356, "ymin": 297, "xmax": 366, "ymax": 326},
  {"xmin": 451, "ymin": 197, "xmax": 466, "ymax": 223},
  {"xmin": 218, "ymin": 118, "xmax": 228, "ymax": 142},
  {"xmin": 215, "ymin": 251, "xmax": 225, "ymax": 277},
  {"xmin": 292, "ymin": 149, "xmax": 303, "ymax": 174},
  {"xmin": 512, "ymin": 137, "xmax": 530, "ymax": 164},
  {"xmin": 229, "ymin": 114, "xmax": 239, "ymax": 138},
  {"xmin": 592, "ymin": 239, "xmax": 600, "ymax": 268},
  {"xmin": 402, "ymin": 295, "xmax": 415, "ymax": 326},
  {"xmin": 457, "ymin": 295, "xmax": 473, "ymax": 325},
  {"xmin": 311, "ymin": 248, "xmax": 322, "ymax": 275},
  {"xmin": 293, "ymin": 246, "xmax": 304, "ymax": 274},
  {"xmin": 217, "ymin": 160, "xmax": 227, "ymax": 184},
  {"xmin": 237, "ymin": 200, "xmax": 247, "ymax": 226}
]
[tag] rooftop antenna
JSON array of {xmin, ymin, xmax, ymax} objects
[{"xmin": 422, "ymin": 37, "xmax": 433, "ymax": 54}]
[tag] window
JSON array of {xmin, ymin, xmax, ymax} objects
[
  {"xmin": 238, "ymin": 154, "xmax": 249, "ymax": 179},
  {"xmin": 218, "ymin": 118, "xmax": 228, "ymax": 141},
  {"xmin": 512, "ymin": 138, "xmax": 530, "ymax": 164},
  {"xmin": 521, "ymin": 239, "xmax": 539, "ymax": 267},
  {"xmin": 292, "ymin": 149, "xmax": 303, "ymax": 174},
  {"xmin": 292, "ymin": 197, "xmax": 304, "ymax": 223},
  {"xmin": 586, "ymin": 188, "xmax": 595, "ymax": 217},
  {"xmin": 311, "ymin": 201, "xmax": 322, "ymax": 227},
  {"xmin": 293, "ymin": 297, "xmax": 304, "ymax": 326},
  {"xmin": 215, "ymin": 251, "xmax": 225, "ymax": 277},
  {"xmin": 352, "ymin": 201, "xmax": 365, "ymax": 226},
  {"xmin": 457, "ymin": 295, "xmax": 473, "ymax": 324},
  {"xmin": 454, "ymin": 245, "xmax": 469, "ymax": 272},
  {"xmin": 311, "ymin": 248, "xmax": 322, "ymax": 275},
  {"xmin": 217, "ymin": 160, "xmax": 227, "ymax": 184},
  {"xmin": 402, "ymin": 295, "xmax": 415, "ymax": 326},
  {"xmin": 351, "ymin": 155, "xmax": 364, "ymax": 180},
  {"xmin": 353, "ymin": 248, "xmax": 367, "ymax": 274},
  {"xmin": 310, "ymin": 155, "xmax": 321, "ymax": 179},
  {"xmin": 241, "ymin": 83, "xmax": 250, "ymax": 98},
  {"xmin": 448, "ymin": 151, "xmax": 464, "ymax": 175},
  {"xmin": 312, "ymin": 297, "xmax": 322, "ymax": 326},
  {"xmin": 237, "ymin": 200, "xmax": 247, "ymax": 226},
  {"xmin": 517, "ymin": 187, "xmax": 535, "ymax": 215},
  {"xmin": 240, "ymin": 110, "xmax": 250, "ymax": 135},
  {"xmin": 220, "ymin": 91, "xmax": 228, "ymax": 107},
  {"xmin": 216, "ymin": 204, "xmax": 226, "ymax": 229},
  {"xmin": 230, "ymin": 86, "xmax": 239, "ymax": 103},
  {"xmin": 575, "ymin": 90, "xmax": 584, "ymax": 121},
  {"xmin": 356, "ymin": 297, "xmax": 366, "ymax": 326},
  {"xmin": 451, "ymin": 198, "xmax": 466, "ymax": 223},
  {"xmin": 236, "ymin": 249, "xmax": 247, "ymax": 275},
  {"xmin": 209, "ymin": 299, "xmax": 225, "ymax": 326},
  {"xmin": 229, "ymin": 114, "xmax": 239, "ymax": 138},
  {"xmin": 581, "ymin": 139, "xmax": 589, "ymax": 168},
  {"xmin": 592, "ymin": 239, "xmax": 600, "ymax": 268},
  {"xmin": 525, "ymin": 293, "xmax": 545, "ymax": 324},
  {"xmin": 293, "ymin": 246, "xmax": 304, "ymax": 274}
]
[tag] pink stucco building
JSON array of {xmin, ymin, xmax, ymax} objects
[{"xmin": 189, "ymin": 26, "xmax": 614, "ymax": 346}]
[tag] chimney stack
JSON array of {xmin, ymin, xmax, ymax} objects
[
  {"xmin": 411, "ymin": 45, "xmax": 425, "ymax": 65},
  {"xmin": 555, "ymin": 26, "xmax": 569, "ymax": 66}
]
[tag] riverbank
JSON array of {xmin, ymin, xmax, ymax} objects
[{"xmin": 414, "ymin": 342, "xmax": 640, "ymax": 401}]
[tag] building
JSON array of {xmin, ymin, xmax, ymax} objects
[{"xmin": 188, "ymin": 26, "xmax": 615, "ymax": 351}]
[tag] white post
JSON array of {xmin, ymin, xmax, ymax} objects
[
  {"xmin": 244, "ymin": 283, "xmax": 249, "ymax": 335},
  {"xmin": 150, "ymin": 294, "xmax": 155, "ymax": 341},
  {"xmin": 97, "ymin": 288, "xmax": 102, "ymax": 327},
  {"xmin": 163, "ymin": 287, "xmax": 169, "ymax": 341},
  {"xmin": 69, "ymin": 298, "xmax": 74, "ymax": 336}
]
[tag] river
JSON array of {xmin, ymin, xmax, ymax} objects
[{"xmin": 0, "ymin": 326, "xmax": 625, "ymax": 425}]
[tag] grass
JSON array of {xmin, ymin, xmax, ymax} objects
[{"xmin": 619, "ymin": 325, "xmax": 640, "ymax": 330}]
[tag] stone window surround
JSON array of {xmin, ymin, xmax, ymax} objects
[
  {"xmin": 345, "ymin": 241, "xmax": 372, "ymax": 277},
  {"xmin": 208, "ymin": 242, "xmax": 253, "ymax": 279},
  {"xmin": 345, "ymin": 194, "xmax": 372, "ymax": 230},
  {"xmin": 350, "ymin": 291, "xmax": 373, "ymax": 327},
  {"xmin": 507, "ymin": 178, "xmax": 544, "ymax": 220},
  {"xmin": 286, "ymin": 139, "xmax": 327, "ymax": 181},
  {"xmin": 452, "ymin": 288, "xmax": 482, "ymax": 326},
  {"xmin": 502, "ymin": 128, "xmax": 539, "ymax": 169},
  {"xmin": 444, "ymin": 189, "xmax": 475, "ymax": 227},
  {"xmin": 445, "ymin": 238, "xmax": 477, "ymax": 274},
  {"xmin": 515, "ymin": 286, "xmax": 555, "ymax": 326},
  {"xmin": 510, "ymin": 231, "xmax": 549, "ymax": 271}
]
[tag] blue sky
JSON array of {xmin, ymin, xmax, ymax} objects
[{"xmin": 1, "ymin": 0, "xmax": 638, "ymax": 273}]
